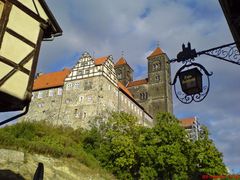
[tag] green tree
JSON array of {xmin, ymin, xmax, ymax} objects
[
  {"xmin": 189, "ymin": 126, "xmax": 228, "ymax": 178},
  {"xmin": 138, "ymin": 113, "xmax": 189, "ymax": 180},
  {"xmin": 85, "ymin": 112, "xmax": 141, "ymax": 179},
  {"xmin": 83, "ymin": 112, "xmax": 227, "ymax": 180}
]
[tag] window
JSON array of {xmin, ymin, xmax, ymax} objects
[
  {"xmin": 74, "ymin": 109, "xmax": 79, "ymax": 117},
  {"xmin": 140, "ymin": 92, "xmax": 148, "ymax": 100},
  {"xmin": 79, "ymin": 96, "xmax": 84, "ymax": 102},
  {"xmin": 156, "ymin": 75, "xmax": 160, "ymax": 81},
  {"xmin": 153, "ymin": 63, "xmax": 160, "ymax": 71},
  {"xmin": 38, "ymin": 103, "xmax": 44, "ymax": 108},
  {"xmin": 58, "ymin": 88, "xmax": 63, "ymax": 95},
  {"xmin": 49, "ymin": 89, "xmax": 54, "ymax": 97},
  {"xmin": 66, "ymin": 83, "xmax": 72, "ymax": 90},
  {"xmin": 84, "ymin": 81, "xmax": 92, "ymax": 90},
  {"xmin": 81, "ymin": 61, "xmax": 87, "ymax": 66},
  {"xmin": 85, "ymin": 69, "xmax": 89, "ymax": 74},
  {"xmin": 117, "ymin": 70, "xmax": 122, "ymax": 79},
  {"xmin": 74, "ymin": 82, "xmax": 80, "ymax": 89},
  {"xmin": 78, "ymin": 70, "xmax": 83, "ymax": 75},
  {"xmin": 108, "ymin": 84, "xmax": 111, "ymax": 90},
  {"xmin": 88, "ymin": 96, "xmax": 92, "ymax": 102},
  {"xmin": 38, "ymin": 91, "xmax": 43, "ymax": 98},
  {"xmin": 65, "ymin": 99, "xmax": 70, "ymax": 104}
]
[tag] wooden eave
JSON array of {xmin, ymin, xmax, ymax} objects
[
  {"xmin": 219, "ymin": 0, "xmax": 240, "ymax": 51},
  {"xmin": 38, "ymin": 0, "xmax": 63, "ymax": 38}
]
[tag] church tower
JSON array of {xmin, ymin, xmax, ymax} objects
[
  {"xmin": 147, "ymin": 47, "xmax": 173, "ymax": 116},
  {"xmin": 114, "ymin": 57, "xmax": 133, "ymax": 86}
]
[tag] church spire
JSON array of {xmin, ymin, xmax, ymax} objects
[{"xmin": 147, "ymin": 47, "xmax": 164, "ymax": 59}]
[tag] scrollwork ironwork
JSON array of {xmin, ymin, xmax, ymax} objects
[
  {"xmin": 171, "ymin": 62, "xmax": 212, "ymax": 104},
  {"xmin": 200, "ymin": 43, "xmax": 240, "ymax": 65}
]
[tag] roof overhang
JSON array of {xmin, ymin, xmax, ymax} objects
[
  {"xmin": 219, "ymin": 0, "xmax": 240, "ymax": 51},
  {"xmin": 38, "ymin": 0, "xmax": 63, "ymax": 39}
]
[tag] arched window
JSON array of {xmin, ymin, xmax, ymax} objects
[
  {"xmin": 156, "ymin": 75, "xmax": 160, "ymax": 81},
  {"xmin": 140, "ymin": 92, "xmax": 148, "ymax": 100},
  {"xmin": 117, "ymin": 70, "xmax": 122, "ymax": 79}
]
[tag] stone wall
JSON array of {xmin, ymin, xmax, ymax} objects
[{"xmin": 0, "ymin": 149, "xmax": 113, "ymax": 180}]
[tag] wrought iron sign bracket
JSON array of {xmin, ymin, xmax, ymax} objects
[
  {"xmin": 170, "ymin": 42, "xmax": 240, "ymax": 65},
  {"xmin": 170, "ymin": 42, "xmax": 240, "ymax": 104}
]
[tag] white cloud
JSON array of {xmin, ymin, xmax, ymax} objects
[{"xmin": 35, "ymin": 0, "xmax": 240, "ymax": 170}]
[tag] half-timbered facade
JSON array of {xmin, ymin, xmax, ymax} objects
[{"xmin": 0, "ymin": 0, "xmax": 62, "ymax": 112}]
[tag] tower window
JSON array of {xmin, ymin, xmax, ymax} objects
[
  {"xmin": 140, "ymin": 92, "xmax": 148, "ymax": 100},
  {"xmin": 156, "ymin": 75, "xmax": 160, "ymax": 81},
  {"xmin": 153, "ymin": 63, "xmax": 161, "ymax": 71},
  {"xmin": 117, "ymin": 70, "xmax": 122, "ymax": 79}
]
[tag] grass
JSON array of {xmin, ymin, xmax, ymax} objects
[{"xmin": 0, "ymin": 121, "xmax": 113, "ymax": 178}]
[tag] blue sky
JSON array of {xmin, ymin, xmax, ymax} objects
[
  {"xmin": 1, "ymin": 0, "xmax": 239, "ymax": 172},
  {"xmin": 39, "ymin": 0, "xmax": 240, "ymax": 172}
]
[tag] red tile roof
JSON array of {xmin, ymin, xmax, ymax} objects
[
  {"xmin": 115, "ymin": 57, "xmax": 127, "ymax": 66},
  {"xmin": 95, "ymin": 56, "xmax": 108, "ymax": 65},
  {"xmin": 127, "ymin": 78, "xmax": 148, "ymax": 88},
  {"xmin": 118, "ymin": 82, "xmax": 133, "ymax": 98},
  {"xmin": 147, "ymin": 47, "xmax": 164, "ymax": 59},
  {"xmin": 180, "ymin": 117, "xmax": 196, "ymax": 127},
  {"xmin": 33, "ymin": 68, "xmax": 71, "ymax": 91}
]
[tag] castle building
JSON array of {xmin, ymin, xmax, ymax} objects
[
  {"xmin": 22, "ymin": 47, "xmax": 172, "ymax": 128},
  {"xmin": 115, "ymin": 47, "xmax": 173, "ymax": 117}
]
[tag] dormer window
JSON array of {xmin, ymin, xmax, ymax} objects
[{"xmin": 48, "ymin": 89, "xmax": 54, "ymax": 96}]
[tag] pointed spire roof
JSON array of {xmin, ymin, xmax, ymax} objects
[
  {"xmin": 147, "ymin": 47, "xmax": 164, "ymax": 59},
  {"xmin": 115, "ymin": 57, "xmax": 127, "ymax": 66}
]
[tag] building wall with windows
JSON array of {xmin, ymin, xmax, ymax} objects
[
  {"xmin": 180, "ymin": 117, "xmax": 202, "ymax": 141},
  {"xmin": 22, "ymin": 52, "xmax": 153, "ymax": 129}
]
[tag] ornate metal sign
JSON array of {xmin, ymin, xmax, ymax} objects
[
  {"xmin": 171, "ymin": 62, "xmax": 212, "ymax": 104},
  {"xmin": 170, "ymin": 42, "xmax": 239, "ymax": 104}
]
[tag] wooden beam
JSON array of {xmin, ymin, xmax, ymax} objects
[
  {"xmin": 6, "ymin": 28, "xmax": 36, "ymax": 48},
  {"xmin": 0, "ymin": 50, "xmax": 34, "ymax": 87},
  {"xmin": 0, "ymin": 1, "xmax": 12, "ymax": 48},
  {"xmin": 8, "ymin": 0, "xmax": 47, "ymax": 25}
]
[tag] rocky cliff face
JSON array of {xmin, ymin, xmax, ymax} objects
[{"xmin": 0, "ymin": 149, "xmax": 113, "ymax": 180}]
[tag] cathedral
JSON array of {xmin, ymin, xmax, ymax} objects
[{"xmin": 22, "ymin": 47, "xmax": 173, "ymax": 129}]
